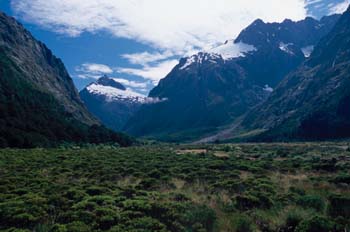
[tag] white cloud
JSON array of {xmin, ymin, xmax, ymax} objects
[
  {"xmin": 328, "ymin": 0, "xmax": 350, "ymax": 14},
  {"xmin": 75, "ymin": 63, "xmax": 114, "ymax": 80},
  {"xmin": 117, "ymin": 59, "xmax": 179, "ymax": 85},
  {"xmin": 76, "ymin": 63, "xmax": 113, "ymax": 75},
  {"xmin": 12, "ymin": 0, "xmax": 307, "ymax": 55},
  {"xmin": 112, "ymin": 78, "xmax": 148, "ymax": 89},
  {"xmin": 306, "ymin": 0, "xmax": 323, "ymax": 5},
  {"xmin": 76, "ymin": 74, "xmax": 101, "ymax": 79},
  {"xmin": 121, "ymin": 51, "xmax": 174, "ymax": 66},
  {"xmin": 75, "ymin": 60, "xmax": 178, "ymax": 85},
  {"xmin": 12, "ymin": 0, "xmax": 313, "ymax": 86}
]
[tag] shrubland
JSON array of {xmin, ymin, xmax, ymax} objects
[{"xmin": 0, "ymin": 142, "xmax": 349, "ymax": 231}]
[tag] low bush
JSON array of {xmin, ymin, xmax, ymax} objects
[
  {"xmin": 328, "ymin": 194, "xmax": 350, "ymax": 218},
  {"xmin": 297, "ymin": 195, "xmax": 325, "ymax": 211},
  {"xmin": 235, "ymin": 214, "xmax": 254, "ymax": 232},
  {"xmin": 295, "ymin": 216, "xmax": 336, "ymax": 232}
]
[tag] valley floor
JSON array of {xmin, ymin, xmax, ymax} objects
[{"xmin": 0, "ymin": 142, "xmax": 349, "ymax": 231}]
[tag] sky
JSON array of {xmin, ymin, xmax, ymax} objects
[{"xmin": 0, "ymin": 0, "xmax": 349, "ymax": 95}]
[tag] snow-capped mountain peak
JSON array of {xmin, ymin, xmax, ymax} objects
[
  {"xmin": 96, "ymin": 75, "xmax": 126, "ymax": 90},
  {"xmin": 178, "ymin": 40, "xmax": 256, "ymax": 70},
  {"xmin": 80, "ymin": 76, "xmax": 166, "ymax": 131},
  {"xmin": 85, "ymin": 76, "xmax": 165, "ymax": 104},
  {"xmin": 179, "ymin": 52, "xmax": 222, "ymax": 70},
  {"xmin": 86, "ymin": 83, "xmax": 146, "ymax": 103}
]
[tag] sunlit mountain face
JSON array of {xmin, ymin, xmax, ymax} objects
[{"xmin": 0, "ymin": 0, "xmax": 348, "ymax": 94}]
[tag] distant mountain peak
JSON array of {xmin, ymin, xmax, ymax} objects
[
  {"xmin": 235, "ymin": 14, "xmax": 339, "ymax": 49},
  {"xmin": 282, "ymin": 18, "xmax": 294, "ymax": 24},
  {"xmin": 83, "ymin": 75, "xmax": 166, "ymax": 105},
  {"xmin": 95, "ymin": 75, "xmax": 126, "ymax": 90},
  {"xmin": 80, "ymin": 76, "xmax": 166, "ymax": 131},
  {"xmin": 85, "ymin": 76, "xmax": 146, "ymax": 103},
  {"xmin": 252, "ymin": 18, "xmax": 265, "ymax": 25},
  {"xmin": 177, "ymin": 40, "xmax": 257, "ymax": 71}
]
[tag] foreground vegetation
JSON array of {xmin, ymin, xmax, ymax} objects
[{"xmin": 0, "ymin": 142, "xmax": 349, "ymax": 231}]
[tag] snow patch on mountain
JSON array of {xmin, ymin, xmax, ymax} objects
[
  {"xmin": 209, "ymin": 40, "xmax": 257, "ymax": 60},
  {"xmin": 179, "ymin": 56, "xmax": 196, "ymax": 70},
  {"xmin": 87, "ymin": 84, "xmax": 165, "ymax": 104},
  {"xmin": 263, "ymin": 84, "xmax": 273, "ymax": 92},
  {"xmin": 279, "ymin": 42, "xmax": 294, "ymax": 55},
  {"xmin": 301, "ymin": 45, "xmax": 314, "ymax": 58},
  {"xmin": 179, "ymin": 53, "xmax": 222, "ymax": 70},
  {"xmin": 179, "ymin": 41, "xmax": 256, "ymax": 70}
]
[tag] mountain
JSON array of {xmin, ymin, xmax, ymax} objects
[
  {"xmin": 236, "ymin": 6, "xmax": 350, "ymax": 141},
  {"xmin": 124, "ymin": 14, "xmax": 340, "ymax": 142},
  {"xmin": 125, "ymin": 51, "xmax": 269, "ymax": 141},
  {"xmin": 0, "ymin": 12, "xmax": 132, "ymax": 147},
  {"xmin": 234, "ymin": 15, "xmax": 340, "ymax": 87},
  {"xmin": 80, "ymin": 75, "xmax": 157, "ymax": 131}
]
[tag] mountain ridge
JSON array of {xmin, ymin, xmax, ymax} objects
[
  {"xmin": 124, "ymin": 14, "xmax": 340, "ymax": 142},
  {"xmin": 200, "ymin": 6, "xmax": 350, "ymax": 143},
  {"xmin": 0, "ymin": 11, "xmax": 132, "ymax": 147}
]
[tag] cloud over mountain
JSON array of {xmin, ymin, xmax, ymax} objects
[{"xmin": 12, "ymin": 0, "xmax": 308, "ymax": 54}]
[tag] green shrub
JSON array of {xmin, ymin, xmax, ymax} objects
[
  {"xmin": 184, "ymin": 205, "xmax": 216, "ymax": 232},
  {"xmin": 235, "ymin": 195, "xmax": 261, "ymax": 211},
  {"xmin": 126, "ymin": 217, "xmax": 166, "ymax": 231},
  {"xmin": 312, "ymin": 159, "xmax": 337, "ymax": 172},
  {"xmin": 65, "ymin": 221, "xmax": 90, "ymax": 232},
  {"xmin": 235, "ymin": 215, "xmax": 254, "ymax": 232},
  {"xmin": 137, "ymin": 178, "xmax": 159, "ymax": 190},
  {"xmin": 235, "ymin": 192, "xmax": 273, "ymax": 211},
  {"xmin": 296, "ymin": 216, "xmax": 336, "ymax": 232},
  {"xmin": 331, "ymin": 174, "xmax": 350, "ymax": 184},
  {"xmin": 51, "ymin": 224, "xmax": 68, "ymax": 232},
  {"xmin": 289, "ymin": 187, "xmax": 306, "ymax": 196},
  {"xmin": 297, "ymin": 195, "xmax": 325, "ymax": 211},
  {"xmin": 12, "ymin": 213, "xmax": 38, "ymax": 228},
  {"xmin": 223, "ymin": 145, "xmax": 231, "ymax": 152},
  {"xmin": 85, "ymin": 186, "xmax": 107, "ymax": 196},
  {"xmin": 33, "ymin": 224, "xmax": 55, "ymax": 232},
  {"xmin": 280, "ymin": 209, "xmax": 306, "ymax": 232},
  {"xmin": 328, "ymin": 194, "xmax": 350, "ymax": 218}
]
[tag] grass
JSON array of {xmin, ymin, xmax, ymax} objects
[{"xmin": 0, "ymin": 142, "xmax": 349, "ymax": 231}]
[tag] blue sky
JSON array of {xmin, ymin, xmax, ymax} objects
[{"xmin": 0, "ymin": 0, "xmax": 349, "ymax": 94}]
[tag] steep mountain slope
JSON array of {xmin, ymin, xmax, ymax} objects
[
  {"xmin": 0, "ymin": 12, "xmax": 132, "ymax": 147},
  {"xmin": 234, "ymin": 14, "xmax": 340, "ymax": 87},
  {"xmin": 124, "ymin": 15, "xmax": 339, "ymax": 142},
  {"xmin": 229, "ymin": 6, "xmax": 350, "ymax": 141},
  {"xmin": 126, "ymin": 52, "xmax": 268, "ymax": 141},
  {"xmin": 80, "ymin": 76, "xmax": 155, "ymax": 131}
]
